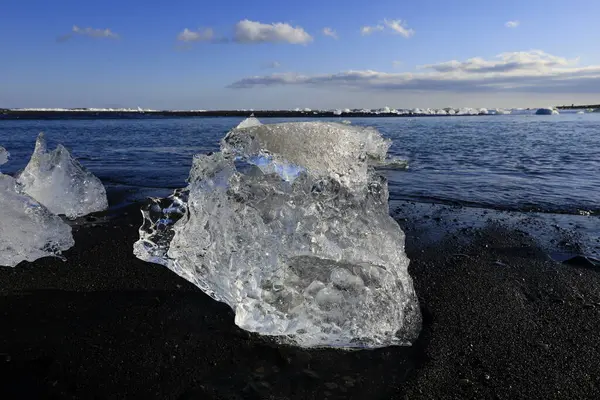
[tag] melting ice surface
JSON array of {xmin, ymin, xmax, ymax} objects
[
  {"xmin": 16, "ymin": 133, "xmax": 108, "ymax": 219},
  {"xmin": 0, "ymin": 146, "xmax": 74, "ymax": 267},
  {"xmin": 134, "ymin": 119, "xmax": 421, "ymax": 348},
  {"xmin": 234, "ymin": 115, "xmax": 262, "ymax": 129},
  {"xmin": 0, "ymin": 147, "xmax": 8, "ymax": 165}
]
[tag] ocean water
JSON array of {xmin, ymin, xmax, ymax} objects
[{"xmin": 1, "ymin": 114, "xmax": 599, "ymax": 216}]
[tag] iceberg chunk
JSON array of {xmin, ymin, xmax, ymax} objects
[
  {"xmin": 535, "ymin": 107, "xmax": 559, "ymax": 115},
  {"xmin": 16, "ymin": 133, "xmax": 108, "ymax": 219},
  {"xmin": 134, "ymin": 121, "xmax": 421, "ymax": 348},
  {"xmin": 0, "ymin": 148, "xmax": 74, "ymax": 267}
]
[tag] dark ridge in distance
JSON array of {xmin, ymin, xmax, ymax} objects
[
  {"xmin": 0, "ymin": 109, "xmax": 490, "ymax": 120},
  {"xmin": 556, "ymin": 104, "xmax": 600, "ymax": 109}
]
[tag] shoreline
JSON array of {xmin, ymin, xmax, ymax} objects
[
  {"xmin": 1, "ymin": 110, "xmax": 501, "ymax": 120},
  {"xmin": 1, "ymin": 201, "xmax": 599, "ymax": 398},
  {"xmin": 1, "ymin": 107, "xmax": 596, "ymax": 120}
]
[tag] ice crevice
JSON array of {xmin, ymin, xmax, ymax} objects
[{"xmin": 134, "ymin": 118, "xmax": 421, "ymax": 348}]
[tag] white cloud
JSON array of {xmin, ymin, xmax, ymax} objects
[
  {"xmin": 505, "ymin": 20, "xmax": 520, "ymax": 28},
  {"xmin": 383, "ymin": 19, "xmax": 414, "ymax": 38},
  {"xmin": 234, "ymin": 19, "xmax": 313, "ymax": 44},
  {"xmin": 361, "ymin": 24, "xmax": 384, "ymax": 35},
  {"xmin": 228, "ymin": 50, "xmax": 600, "ymax": 94},
  {"xmin": 393, "ymin": 60, "xmax": 403, "ymax": 67},
  {"xmin": 59, "ymin": 25, "xmax": 119, "ymax": 41},
  {"xmin": 263, "ymin": 61, "xmax": 281, "ymax": 69},
  {"xmin": 361, "ymin": 19, "xmax": 414, "ymax": 38},
  {"xmin": 419, "ymin": 50, "xmax": 577, "ymax": 73},
  {"xmin": 322, "ymin": 27, "xmax": 338, "ymax": 39},
  {"xmin": 72, "ymin": 26, "xmax": 119, "ymax": 39},
  {"xmin": 177, "ymin": 28, "xmax": 214, "ymax": 42}
]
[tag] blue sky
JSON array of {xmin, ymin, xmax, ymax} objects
[{"xmin": 1, "ymin": 0, "xmax": 599, "ymax": 109}]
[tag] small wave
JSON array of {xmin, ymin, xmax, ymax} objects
[
  {"xmin": 387, "ymin": 193, "xmax": 599, "ymax": 217},
  {"xmin": 374, "ymin": 157, "xmax": 409, "ymax": 170},
  {"xmin": 101, "ymin": 178, "xmax": 185, "ymax": 190}
]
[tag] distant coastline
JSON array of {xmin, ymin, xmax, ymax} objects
[
  {"xmin": 0, "ymin": 109, "xmax": 485, "ymax": 120},
  {"xmin": 0, "ymin": 105, "xmax": 597, "ymax": 120},
  {"xmin": 556, "ymin": 104, "xmax": 600, "ymax": 110}
]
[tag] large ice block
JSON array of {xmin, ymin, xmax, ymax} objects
[
  {"xmin": 134, "ymin": 119, "xmax": 421, "ymax": 348},
  {"xmin": 16, "ymin": 133, "xmax": 108, "ymax": 219}
]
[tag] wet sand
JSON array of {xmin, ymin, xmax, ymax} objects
[{"xmin": 1, "ymin": 202, "xmax": 599, "ymax": 399}]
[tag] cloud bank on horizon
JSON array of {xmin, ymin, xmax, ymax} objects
[{"xmin": 229, "ymin": 50, "xmax": 600, "ymax": 95}]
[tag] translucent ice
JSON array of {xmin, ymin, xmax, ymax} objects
[
  {"xmin": 223, "ymin": 122, "xmax": 390, "ymax": 190},
  {"xmin": 134, "ymin": 121, "xmax": 421, "ymax": 348},
  {"xmin": 16, "ymin": 133, "xmax": 108, "ymax": 219},
  {"xmin": 0, "ymin": 148, "xmax": 74, "ymax": 267},
  {"xmin": 535, "ymin": 107, "xmax": 559, "ymax": 115},
  {"xmin": 235, "ymin": 116, "xmax": 263, "ymax": 129},
  {"xmin": 0, "ymin": 147, "xmax": 8, "ymax": 165}
]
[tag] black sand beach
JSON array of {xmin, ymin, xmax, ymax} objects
[{"xmin": 1, "ymin": 203, "xmax": 599, "ymax": 399}]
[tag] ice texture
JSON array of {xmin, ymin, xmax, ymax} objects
[
  {"xmin": 0, "ymin": 148, "xmax": 74, "ymax": 267},
  {"xmin": 16, "ymin": 133, "xmax": 108, "ymax": 219},
  {"xmin": 223, "ymin": 122, "xmax": 390, "ymax": 190},
  {"xmin": 235, "ymin": 116, "xmax": 262, "ymax": 129},
  {"xmin": 535, "ymin": 107, "xmax": 559, "ymax": 115},
  {"xmin": 0, "ymin": 147, "xmax": 8, "ymax": 165},
  {"xmin": 134, "ymin": 120, "xmax": 421, "ymax": 348}
]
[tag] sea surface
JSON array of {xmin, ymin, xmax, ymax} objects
[{"xmin": 1, "ymin": 114, "xmax": 599, "ymax": 216}]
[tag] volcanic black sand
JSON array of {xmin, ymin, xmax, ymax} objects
[{"xmin": 1, "ymin": 202, "xmax": 599, "ymax": 399}]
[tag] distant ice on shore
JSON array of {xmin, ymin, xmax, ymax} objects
[
  {"xmin": 535, "ymin": 107, "xmax": 560, "ymax": 115},
  {"xmin": 134, "ymin": 118, "xmax": 421, "ymax": 348},
  {"xmin": 6, "ymin": 106, "xmax": 588, "ymax": 115},
  {"xmin": 328, "ymin": 106, "xmax": 513, "ymax": 115}
]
